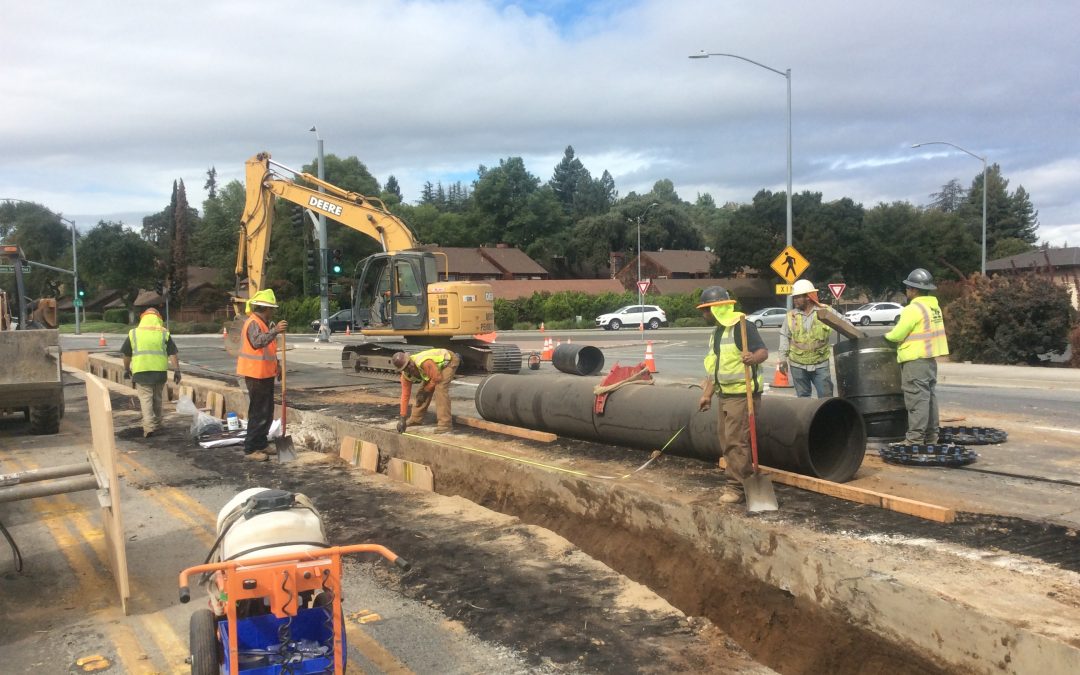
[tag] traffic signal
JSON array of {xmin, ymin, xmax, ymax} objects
[
  {"xmin": 290, "ymin": 205, "xmax": 304, "ymax": 232},
  {"xmin": 77, "ymin": 288, "xmax": 86, "ymax": 298},
  {"xmin": 155, "ymin": 280, "xmax": 164, "ymax": 295},
  {"xmin": 330, "ymin": 249, "xmax": 343, "ymax": 276},
  {"xmin": 305, "ymin": 248, "xmax": 317, "ymax": 277}
]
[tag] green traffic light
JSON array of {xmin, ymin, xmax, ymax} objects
[{"xmin": 332, "ymin": 265, "xmax": 342, "ymax": 274}]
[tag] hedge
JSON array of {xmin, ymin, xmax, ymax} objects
[
  {"xmin": 494, "ymin": 290, "xmax": 707, "ymax": 331},
  {"xmin": 103, "ymin": 308, "xmax": 128, "ymax": 325}
]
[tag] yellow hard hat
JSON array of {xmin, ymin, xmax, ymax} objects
[{"xmin": 249, "ymin": 289, "xmax": 279, "ymax": 308}]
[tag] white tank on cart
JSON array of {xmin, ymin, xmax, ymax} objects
[{"xmin": 217, "ymin": 487, "xmax": 327, "ymax": 562}]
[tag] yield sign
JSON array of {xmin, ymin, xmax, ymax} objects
[
  {"xmin": 636, "ymin": 279, "xmax": 652, "ymax": 295},
  {"xmin": 769, "ymin": 245, "xmax": 809, "ymax": 283},
  {"xmin": 828, "ymin": 282, "xmax": 846, "ymax": 300}
]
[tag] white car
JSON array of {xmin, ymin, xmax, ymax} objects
[
  {"xmin": 844, "ymin": 302, "xmax": 903, "ymax": 326},
  {"xmin": 745, "ymin": 307, "xmax": 787, "ymax": 328},
  {"xmin": 595, "ymin": 305, "xmax": 667, "ymax": 330}
]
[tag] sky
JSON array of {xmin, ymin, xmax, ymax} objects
[{"xmin": 2, "ymin": 0, "xmax": 1078, "ymax": 249}]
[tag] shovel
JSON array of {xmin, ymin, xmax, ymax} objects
[
  {"xmin": 740, "ymin": 316, "xmax": 778, "ymax": 512},
  {"xmin": 275, "ymin": 331, "xmax": 298, "ymax": 462}
]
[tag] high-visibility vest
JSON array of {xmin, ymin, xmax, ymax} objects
[
  {"xmin": 402, "ymin": 348, "xmax": 454, "ymax": 384},
  {"xmin": 786, "ymin": 310, "xmax": 832, "ymax": 366},
  {"xmin": 236, "ymin": 314, "xmax": 278, "ymax": 378},
  {"xmin": 703, "ymin": 314, "xmax": 761, "ymax": 395},
  {"xmin": 886, "ymin": 296, "xmax": 949, "ymax": 363},
  {"xmin": 129, "ymin": 326, "xmax": 169, "ymax": 373}
]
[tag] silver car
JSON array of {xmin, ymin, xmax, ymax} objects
[{"xmin": 745, "ymin": 307, "xmax": 787, "ymax": 328}]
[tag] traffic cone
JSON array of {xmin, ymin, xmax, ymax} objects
[
  {"xmin": 567, "ymin": 337, "xmax": 572, "ymax": 344},
  {"xmin": 644, "ymin": 341, "xmax": 657, "ymax": 373},
  {"xmin": 98, "ymin": 333, "xmax": 106, "ymax": 347},
  {"xmin": 772, "ymin": 360, "xmax": 793, "ymax": 388},
  {"xmin": 345, "ymin": 325, "xmax": 351, "ymax": 336},
  {"xmin": 222, "ymin": 325, "xmax": 228, "ymax": 340},
  {"xmin": 541, "ymin": 337, "xmax": 554, "ymax": 361},
  {"xmin": 539, "ymin": 321, "xmax": 545, "ymax": 332}
]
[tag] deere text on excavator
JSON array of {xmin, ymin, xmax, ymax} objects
[{"xmin": 232, "ymin": 152, "xmax": 521, "ymax": 375}]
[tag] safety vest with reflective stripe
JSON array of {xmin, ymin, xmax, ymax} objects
[
  {"xmin": 237, "ymin": 314, "xmax": 278, "ymax": 378},
  {"xmin": 128, "ymin": 326, "xmax": 169, "ymax": 373},
  {"xmin": 703, "ymin": 315, "xmax": 762, "ymax": 395},
  {"xmin": 886, "ymin": 295, "xmax": 949, "ymax": 363},
  {"xmin": 786, "ymin": 310, "xmax": 832, "ymax": 366},
  {"xmin": 403, "ymin": 348, "xmax": 454, "ymax": 384}
]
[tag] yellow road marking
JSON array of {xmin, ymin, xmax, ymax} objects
[
  {"xmin": 139, "ymin": 612, "xmax": 190, "ymax": 675},
  {"xmin": 345, "ymin": 622, "xmax": 415, "ymax": 675},
  {"xmin": 116, "ymin": 453, "xmax": 216, "ymax": 546}
]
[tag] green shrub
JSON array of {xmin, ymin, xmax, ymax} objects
[
  {"xmin": 168, "ymin": 321, "xmax": 196, "ymax": 334},
  {"xmin": 104, "ymin": 308, "xmax": 128, "ymax": 325},
  {"xmin": 277, "ymin": 297, "xmax": 338, "ymax": 332},
  {"xmin": 674, "ymin": 317, "xmax": 708, "ymax": 328},
  {"xmin": 83, "ymin": 311, "xmax": 103, "ymax": 321},
  {"xmin": 945, "ymin": 273, "xmax": 1074, "ymax": 364},
  {"xmin": 494, "ymin": 298, "xmax": 521, "ymax": 330},
  {"xmin": 512, "ymin": 321, "xmax": 536, "ymax": 331},
  {"xmin": 1070, "ymin": 324, "xmax": 1080, "ymax": 368}
]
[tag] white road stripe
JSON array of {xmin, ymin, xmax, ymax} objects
[{"xmin": 1033, "ymin": 425, "xmax": 1080, "ymax": 434}]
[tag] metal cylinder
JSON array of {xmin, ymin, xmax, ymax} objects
[
  {"xmin": 834, "ymin": 337, "xmax": 906, "ymax": 441},
  {"xmin": 476, "ymin": 374, "xmax": 866, "ymax": 482},
  {"xmin": 0, "ymin": 462, "xmax": 92, "ymax": 487},
  {"xmin": 551, "ymin": 344, "xmax": 605, "ymax": 376},
  {"xmin": 0, "ymin": 474, "xmax": 98, "ymax": 504}
]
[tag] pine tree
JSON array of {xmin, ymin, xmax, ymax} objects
[
  {"xmin": 170, "ymin": 180, "xmax": 190, "ymax": 306},
  {"xmin": 204, "ymin": 166, "xmax": 218, "ymax": 200},
  {"xmin": 385, "ymin": 175, "xmax": 402, "ymax": 201}
]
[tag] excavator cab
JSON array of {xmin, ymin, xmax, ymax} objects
[{"xmin": 354, "ymin": 252, "xmax": 438, "ymax": 333}]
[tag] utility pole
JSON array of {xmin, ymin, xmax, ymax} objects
[{"xmin": 311, "ymin": 126, "xmax": 331, "ymax": 342}]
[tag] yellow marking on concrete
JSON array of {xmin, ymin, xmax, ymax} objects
[
  {"xmin": 75, "ymin": 654, "xmax": 111, "ymax": 671},
  {"xmin": 116, "ymin": 453, "xmax": 216, "ymax": 546},
  {"xmin": 103, "ymin": 620, "xmax": 153, "ymax": 675},
  {"xmin": 139, "ymin": 612, "xmax": 190, "ymax": 675},
  {"xmin": 345, "ymin": 622, "xmax": 415, "ymax": 675}
]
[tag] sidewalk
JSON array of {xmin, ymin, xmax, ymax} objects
[{"xmin": 937, "ymin": 360, "xmax": 1080, "ymax": 391}]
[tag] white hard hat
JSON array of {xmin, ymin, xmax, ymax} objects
[{"xmin": 790, "ymin": 279, "xmax": 817, "ymax": 297}]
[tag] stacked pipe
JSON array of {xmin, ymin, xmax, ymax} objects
[{"xmin": 476, "ymin": 374, "xmax": 867, "ymax": 482}]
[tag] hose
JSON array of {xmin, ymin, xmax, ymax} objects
[{"xmin": 0, "ymin": 518, "xmax": 23, "ymax": 572}]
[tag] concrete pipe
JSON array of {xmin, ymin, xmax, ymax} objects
[
  {"xmin": 476, "ymin": 374, "xmax": 866, "ymax": 482},
  {"xmin": 551, "ymin": 344, "xmax": 605, "ymax": 376},
  {"xmin": 835, "ymin": 336, "xmax": 906, "ymax": 441}
]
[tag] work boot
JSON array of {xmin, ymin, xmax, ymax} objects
[
  {"xmin": 245, "ymin": 451, "xmax": 269, "ymax": 462},
  {"xmin": 719, "ymin": 484, "xmax": 744, "ymax": 504},
  {"xmin": 264, "ymin": 445, "xmax": 278, "ymax": 455},
  {"xmin": 406, "ymin": 416, "xmax": 425, "ymax": 426},
  {"xmin": 433, "ymin": 425, "xmax": 452, "ymax": 435}
]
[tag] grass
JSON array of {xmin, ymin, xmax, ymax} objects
[{"xmin": 56, "ymin": 320, "xmax": 130, "ymax": 334}]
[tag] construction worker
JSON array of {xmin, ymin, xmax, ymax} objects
[
  {"xmin": 885, "ymin": 268, "xmax": 949, "ymax": 446},
  {"xmin": 236, "ymin": 289, "xmax": 288, "ymax": 461},
  {"xmin": 393, "ymin": 348, "xmax": 461, "ymax": 434},
  {"xmin": 695, "ymin": 286, "xmax": 769, "ymax": 504},
  {"xmin": 370, "ymin": 289, "xmax": 391, "ymax": 326},
  {"xmin": 121, "ymin": 308, "xmax": 180, "ymax": 437},
  {"xmin": 778, "ymin": 279, "xmax": 841, "ymax": 398}
]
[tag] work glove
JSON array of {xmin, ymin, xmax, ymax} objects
[
  {"xmin": 123, "ymin": 369, "xmax": 132, "ymax": 380},
  {"xmin": 173, "ymin": 370, "xmax": 182, "ymax": 384},
  {"xmin": 778, "ymin": 361, "xmax": 788, "ymax": 375},
  {"xmin": 396, "ymin": 416, "xmax": 407, "ymax": 434}
]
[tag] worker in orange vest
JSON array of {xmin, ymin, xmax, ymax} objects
[{"xmin": 236, "ymin": 289, "xmax": 288, "ymax": 461}]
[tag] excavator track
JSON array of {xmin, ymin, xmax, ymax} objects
[{"xmin": 341, "ymin": 340, "xmax": 522, "ymax": 378}]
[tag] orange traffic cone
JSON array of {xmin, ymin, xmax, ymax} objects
[
  {"xmin": 644, "ymin": 341, "xmax": 657, "ymax": 373},
  {"xmin": 345, "ymin": 324, "xmax": 351, "ymax": 336},
  {"xmin": 98, "ymin": 333, "xmax": 106, "ymax": 347},
  {"xmin": 772, "ymin": 361, "xmax": 793, "ymax": 388},
  {"xmin": 222, "ymin": 325, "xmax": 228, "ymax": 340},
  {"xmin": 541, "ymin": 337, "xmax": 554, "ymax": 361},
  {"xmin": 567, "ymin": 337, "xmax": 572, "ymax": 344},
  {"xmin": 539, "ymin": 321, "xmax": 545, "ymax": 332}
]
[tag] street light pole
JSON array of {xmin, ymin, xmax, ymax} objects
[
  {"xmin": 310, "ymin": 125, "xmax": 331, "ymax": 342},
  {"xmin": 629, "ymin": 202, "xmax": 659, "ymax": 341},
  {"xmin": 691, "ymin": 51, "xmax": 793, "ymax": 308},
  {"xmin": 911, "ymin": 141, "xmax": 988, "ymax": 275}
]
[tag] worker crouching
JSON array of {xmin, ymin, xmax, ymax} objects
[{"xmin": 393, "ymin": 349, "xmax": 461, "ymax": 434}]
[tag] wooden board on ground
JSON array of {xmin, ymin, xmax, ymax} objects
[
  {"xmin": 178, "ymin": 385, "xmax": 194, "ymax": 402},
  {"xmin": 816, "ymin": 308, "xmax": 866, "ymax": 340},
  {"xmin": 452, "ymin": 415, "xmax": 557, "ymax": 443},
  {"xmin": 206, "ymin": 391, "xmax": 225, "ymax": 419},
  {"xmin": 387, "ymin": 457, "xmax": 434, "ymax": 491},
  {"xmin": 61, "ymin": 350, "xmax": 89, "ymax": 371},
  {"xmin": 85, "ymin": 373, "xmax": 131, "ymax": 614},
  {"xmin": 339, "ymin": 436, "xmax": 379, "ymax": 472}
]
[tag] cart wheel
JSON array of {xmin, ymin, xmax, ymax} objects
[{"xmin": 189, "ymin": 609, "xmax": 220, "ymax": 675}]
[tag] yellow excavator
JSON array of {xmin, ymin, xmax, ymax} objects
[{"xmin": 232, "ymin": 152, "xmax": 521, "ymax": 375}]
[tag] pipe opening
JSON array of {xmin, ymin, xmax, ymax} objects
[
  {"xmin": 551, "ymin": 344, "xmax": 605, "ymax": 376},
  {"xmin": 806, "ymin": 397, "xmax": 867, "ymax": 481}
]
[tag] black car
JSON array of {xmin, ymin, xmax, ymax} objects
[{"xmin": 309, "ymin": 309, "xmax": 353, "ymax": 334}]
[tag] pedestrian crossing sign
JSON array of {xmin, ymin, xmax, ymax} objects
[{"xmin": 770, "ymin": 245, "xmax": 809, "ymax": 283}]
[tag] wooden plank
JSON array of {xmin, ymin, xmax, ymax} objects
[
  {"xmin": 61, "ymin": 350, "xmax": 89, "ymax": 371},
  {"xmin": 207, "ymin": 392, "xmax": 225, "ymax": 419},
  {"xmin": 386, "ymin": 458, "xmax": 434, "ymax": 492},
  {"xmin": 451, "ymin": 415, "xmax": 557, "ymax": 443},
  {"xmin": 816, "ymin": 308, "xmax": 866, "ymax": 340},
  {"xmin": 359, "ymin": 441, "xmax": 379, "ymax": 472},
  {"xmin": 339, "ymin": 435, "xmax": 360, "ymax": 464},
  {"xmin": 85, "ymin": 373, "xmax": 131, "ymax": 614}
]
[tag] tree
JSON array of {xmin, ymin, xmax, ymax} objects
[
  {"xmin": 191, "ymin": 180, "xmax": 244, "ymax": 271},
  {"xmin": 710, "ymin": 190, "xmax": 786, "ymax": 276},
  {"xmin": 550, "ymin": 145, "xmax": 588, "ymax": 215},
  {"xmin": 204, "ymin": 166, "xmax": 218, "ymax": 200},
  {"xmin": 928, "ymin": 179, "xmax": 966, "ymax": 212},
  {"xmin": 471, "ymin": 157, "xmax": 542, "ymax": 245},
  {"xmin": 169, "ymin": 180, "xmax": 191, "ymax": 306},
  {"xmin": 383, "ymin": 175, "xmax": 402, "ymax": 204},
  {"xmin": 965, "ymin": 164, "xmax": 1039, "ymax": 255},
  {"xmin": 0, "ymin": 200, "xmax": 72, "ymax": 300},
  {"xmin": 79, "ymin": 222, "xmax": 161, "ymax": 323}
]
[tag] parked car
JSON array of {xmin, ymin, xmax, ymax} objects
[
  {"xmin": 745, "ymin": 307, "xmax": 787, "ymax": 328},
  {"xmin": 844, "ymin": 302, "xmax": 903, "ymax": 326},
  {"xmin": 309, "ymin": 308, "xmax": 353, "ymax": 333},
  {"xmin": 595, "ymin": 304, "xmax": 667, "ymax": 330}
]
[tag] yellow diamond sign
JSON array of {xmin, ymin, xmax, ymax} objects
[{"xmin": 770, "ymin": 245, "xmax": 809, "ymax": 283}]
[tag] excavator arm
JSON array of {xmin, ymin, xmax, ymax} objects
[{"xmin": 236, "ymin": 152, "xmax": 418, "ymax": 301}]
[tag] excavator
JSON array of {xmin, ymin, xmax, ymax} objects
[{"xmin": 232, "ymin": 152, "xmax": 521, "ymax": 375}]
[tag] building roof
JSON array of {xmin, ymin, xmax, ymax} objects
[
  {"xmin": 649, "ymin": 277, "xmax": 774, "ymax": 299},
  {"xmin": 986, "ymin": 247, "xmax": 1080, "ymax": 271},
  {"xmin": 641, "ymin": 250, "xmax": 716, "ymax": 276},
  {"xmin": 479, "ymin": 246, "xmax": 548, "ymax": 276},
  {"xmin": 486, "ymin": 279, "xmax": 626, "ymax": 300},
  {"xmin": 421, "ymin": 246, "xmax": 501, "ymax": 276}
]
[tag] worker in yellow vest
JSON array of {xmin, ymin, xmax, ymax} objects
[
  {"xmin": 121, "ymin": 308, "xmax": 180, "ymax": 437},
  {"xmin": 695, "ymin": 286, "xmax": 769, "ymax": 504},
  {"xmin": 885, "ymin": 268, "xmax": 950, "ymax": 445},
  {"xmin": 779, "ymin": 279, "xmax": 841, "ymax": 398},
  {"xmin": 392, "ymin": 348, "xmax": 461, "ymax": 434},
  {"xmin": 236, "ymin": 289, "xmax": 288, "ymax": 461}
]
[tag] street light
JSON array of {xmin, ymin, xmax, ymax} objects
[
  {"xmin": 309, "ymin": 125, "xmax": 331, "ymax": 342},
  {"xmin": 628, "ymin": 202, "xmax": 659, "ymax": 340},
  {"xmin": 691, "ymin": 50, "xmax": 793, "ymax": 307},
  {"xmin": 911, "ymin": 141, "xmax": 988, "ymax": 275}
]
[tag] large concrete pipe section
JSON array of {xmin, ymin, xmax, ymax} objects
[
  {"xmin": 834, "ymin": 336, "xmax": 906, "ymax": 441},
  {"xmin": 551, "ymin": 344, "xmax": 605, "ymax": 376},
  {"xmin": 476, "ymin": 374, "xmax": 866, "ymax": 482}
]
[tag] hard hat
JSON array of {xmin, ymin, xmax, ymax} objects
[
  {"xmin": 790, "ymin": 279, "xmax": 817, "ymax": 297},
  {"xmin": 902, "ymin": 268, "xmax": 936, "ymax": 291},
  {"xmin": 391, "ymin": 352, "xmax": 410, "ymax": 371},
  {"xmin": 696, "ymin": 286, "xmax": 734, "ymax": 309},
  {"xmin": 140, "ymin": 307, "xmax": 162, "ymax": 318},
  {"xmin": 249, "ymin": 289, "xmax": 279, "ymax": 308}
]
